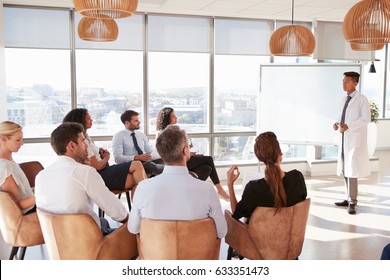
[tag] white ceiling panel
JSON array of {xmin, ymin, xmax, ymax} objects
[{"xmin": 3, "ymin": 0, "xmax": 363, "ymax": 22}]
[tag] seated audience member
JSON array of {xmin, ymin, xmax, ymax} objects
[
  {"xmin": 155, "ymin": 107, "xmax": 229, "ymax": 201},
  {"xmin": 381, "ymin": 243, "xmax": 390, "ymax": 260},
  {"xmin": 227, "ymin": 131, "xmax": 307, "ymax": 223},
  {"xmin": 63, "ymin": 108, "xmax": 146, "ymax": 191},
  {"xmin": 35, "ymin": 122, "xmax": 128, "ymax": 235},
  {"xmin": 128, "ymin": 125, "xmax": 227, "ymax": 239},
  {"xmin": 112, "ymin": 110, "xmax": 164, "ymax": 177},
  {"xmin": 0, "ymin": 121, "xmax": 36, "ymax": 215}
]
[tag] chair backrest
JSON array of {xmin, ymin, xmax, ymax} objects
[
  {"xmin": 37, "ymin": 209, "xmax": 137, "ymax": 260},
  {"xmin": 0, "ymin": 191, "xmax": 44, "ymax": 247},
  {"xmin": 19, "ymin": 161, "xmax": 44, "ymax": 188},
  {"xmin": 138, "ymin": 218, "xmax": 221, "ymax": 260},
  {"xmin": 225, "ymin": 198, "xmax": 310, "ymax": 260}
]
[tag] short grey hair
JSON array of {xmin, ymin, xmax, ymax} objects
[{"xmin": 156, "ymin": 125, "xmax": 188, "ymax": 164}]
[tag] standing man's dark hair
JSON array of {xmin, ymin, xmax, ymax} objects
[{"xmin": 343, "ymin": 71, "xmax": 360, "ymax": 83}]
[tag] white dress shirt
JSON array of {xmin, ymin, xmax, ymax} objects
[
  {"xmin": 35, "ymin": 156, "xmax": 128, "ymax": 227},
  {"xmin": 112, "ymin": 129, "xmax": 153, "ymax": 164},
  {"xmin": 128, "ymin": 165, "xmax": 227, "ymax": 238}
]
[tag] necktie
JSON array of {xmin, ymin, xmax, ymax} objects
[
  {"xmin": 131, "ymin": 132, "xmax": 143, "ymax": 155},
  {"xmin": 340, "ymin": 95, "xmax": 352, "ymax": 124}
]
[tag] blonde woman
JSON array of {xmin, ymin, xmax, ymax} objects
[{"xmin": 0, "ymin": 121, "xmax": 35, "ymax": 215}]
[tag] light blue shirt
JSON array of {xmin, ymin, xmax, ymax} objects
[
  {"xmin": 112, "ymin": 129, "xmax": 153, "ymax": 164},
  {"xmin": 128, "ymin": 165, "xmax": 227, "ymax": 238}
]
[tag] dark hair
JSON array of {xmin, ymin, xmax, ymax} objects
[
  {"xmin": 254, "ymin": 131, "xmax": 286, "ymax": 212},
  {"xmin": 344, "ymin": 71, "xmax": 360, "ymax": 83},
  {"xmin": 120, "ymin": 110, "xmax": 139, "ymax": 124},
  {"xmin": 156, "ymin": 125, "xmax": 187, "ymax": 164},
  {"xmin": 63, "ymin": 108, "xmax": 88, "ymax": 131},
  {"xmin": 156, "ymin": 107, "xmax": 174, "ymax": 131},
  {"xmin": 51, "ymin": 122, "xmax": 84, "ymax": 155}
]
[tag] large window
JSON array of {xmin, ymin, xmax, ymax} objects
[
  {"xmin": 2, "ymin": 5, "xmax": 389, "ymax": 166},
  {"xmin": 4, "ymin": 7, "xmax": 71, "ymax": 138},
  {"xmin": 214, "ymin": 55, "xmax": 268, "ymax": 132},
  {"xmin": 75, "ymin": 50, "xmax": 144, "ymax": 136},
  {"xmin": 148, "ymin": 52, "xmax": 210, "ymax": 134}
]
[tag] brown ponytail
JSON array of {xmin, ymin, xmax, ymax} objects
[{"xmin": 254, "ymin": 132, "xmax": 286, "ymax": 213}]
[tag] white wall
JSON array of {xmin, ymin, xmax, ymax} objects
[
  {"xmin": 377, "ymin": 119, "xmax": 390, "ymax": 149},
  {"xmin": 0, "ymin": 4, "xmax": 7, "ymax": 121}
]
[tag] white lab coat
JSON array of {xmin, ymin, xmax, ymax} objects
[{"xmin": 336, "ymin": 91, "xmax": 371, "ymax": 178}]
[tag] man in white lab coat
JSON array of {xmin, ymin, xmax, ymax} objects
[{"xmin": 333, "ymin": 71, "xmax": 371, "ymax": 215}]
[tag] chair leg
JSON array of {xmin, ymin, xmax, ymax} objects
[
  {"xmin": 9, "ymin": 247, "xmax": 19, "ymax": 260},
  {"xmin": 227, "ymin": 246, "xmax": 233, "ymax": 260},
  {"xmin": 19, "ymin": 247, "xmax": 27, "ymax": 260},
  {"xmin": 125, "ymin": 191, "xmax": 131, "ymax": 212}
]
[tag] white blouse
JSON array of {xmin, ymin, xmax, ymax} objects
[{"xmin": 0, "ymin": 158, "xmax": 34, "ymax": 214}]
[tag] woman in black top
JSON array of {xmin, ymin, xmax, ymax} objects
[
  {"xmin": 227, "ymin": 131, "xmax": 307, "ymax": 222},
  {"xmin": 156, "ymin": 107, "xmax": 230, "ymax": 201}
]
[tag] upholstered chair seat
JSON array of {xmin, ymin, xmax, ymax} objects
[
  {"xmin": 0, "ymin": 191, "xmax": 44, "ymax": 259},
  {"xmin": 37, "ymin": 209, "xmax": 137, "ymax": 260},
  {"xmin": 137, "ymin": 218, "xmax": 221, "ymax": 260},
  {"xmin": 225, "ymin": 198, "xmax": 311, "ymax": 260}
]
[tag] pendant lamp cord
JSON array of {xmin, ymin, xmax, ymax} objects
[{"xmin": 291, "ymin": 0, "xmax": 294, "ymax": 25}]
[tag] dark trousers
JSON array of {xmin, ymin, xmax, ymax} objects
[
  {"xmin": 381, "ymin": 243, "xmax": 390, "ymax": 260},
  {"xmin": 187, "ymin": 155, "xmax": 220, "ymax": 184},
  {"xmin": 142, "ymin": 160, "xmax": 164, "ymax": 177}
]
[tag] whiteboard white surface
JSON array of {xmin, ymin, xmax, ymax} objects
[{"xmin": 258, "ymin": 64, "xmax": 362, "ymax": 145}]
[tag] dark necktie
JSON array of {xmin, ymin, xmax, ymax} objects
[
  {"xmin": 131, "ymin": 132, "xmax": 143, "ymax": 155},
  {"xmin": 340, "ymin": 95, "xmax": 352, "ymax": 124}
]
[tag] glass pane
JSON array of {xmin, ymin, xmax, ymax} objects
[
  {"xmin": 215, "ymin": 18, "xmax": 273, "ymax": 55},
  {"xmin": 4, "ymin": 7, "xmax": 70, "ymax": 49},
  {"xmin": 148, "ymin": 52, "xmax": 210, "ymax": 134},
  {"xmin": 75, "ymin": 50, "xmax": 143, "ymax": 135},
  {"xmin": 5, "ymin": 48, "xmax": 71, "ymax": 137},
  {"xmin": 148, "ymin": 15, "xmax": 210, "ymax": 52},
  {"xmin": 213, "ymin": 136, "xmax": 257, "ymax": 164},
  {"xmin": 75, "ymin": 13, "xmax": 144, "ymax": 50},
  {"xmin": 214, "ymin": 55, "xmax": 267, "ymax": 132}
]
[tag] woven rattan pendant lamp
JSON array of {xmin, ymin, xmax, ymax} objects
[
  {"xmin": 78, "ymin": 17, "xmax": 119, "ymax": 42},
  {"xmin": 74, "ymin": 0, "xmax": 138, "ymax": 18},
  {"xmin": 269, "ymin": 0, "xmax": 315, "ymax": 56},
  {"xmin": 343, "ymin": 0, "xmax": 390, "ymax": 50}
]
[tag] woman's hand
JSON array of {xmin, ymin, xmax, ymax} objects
[{"xmin": 227, "ymin": 165, "xmax": 240, "ymax": 186}]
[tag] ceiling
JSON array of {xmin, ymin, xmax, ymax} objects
[{"xmin": 3, "ymin": 0, "xmax": 362, "ymax": 22}]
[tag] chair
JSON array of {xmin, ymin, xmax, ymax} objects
[
  {"xmin": 225, "ymin": 198, "xmax": 311, "ymax": 260},
  {"xmin": 37, "ymin": 208, "xmax": 137, "ymax": 260},
  {"xmin": 0, "ymin": 191, "xmax": 44, "ymax": 260},
  {"xmin": 19, "ymin": 161, "xmax": 44, "ymax": 189},
  {"xmin": 137, "ymin": 218, "xmax": 221, "ymax": 260}
]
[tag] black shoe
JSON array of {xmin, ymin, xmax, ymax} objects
[
  {"xmin": 347, "ymin": 203, "xmax": 357, "ymax": 215},
  {"xmin": 335, "ymin": 200, "xmax": 348, "ymax": 206}
]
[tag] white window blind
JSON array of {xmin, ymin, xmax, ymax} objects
[
  {"xmin": 215, "ymin": 18, "xmax": 273, "ymax": 55},
  {"xmin": 4, "ymin": 7, "xmax": 70, "ymax": 49},
  {"xmin": 148, "ymin": 15, "xmax": 210, "ymax": 52}
]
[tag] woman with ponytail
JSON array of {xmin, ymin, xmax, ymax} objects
[{"xmin": 227, "ymin": 131, "xmax": 307, "ymax": 222}]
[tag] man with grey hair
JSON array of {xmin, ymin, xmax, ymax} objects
[{"xmin": 127, "ymin": 125, "xmax": 227, "ymax": 239}]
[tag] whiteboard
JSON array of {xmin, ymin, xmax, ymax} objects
[{"xmin": 258, "ymin": 64, "xmax": 362, "ymax": 145}]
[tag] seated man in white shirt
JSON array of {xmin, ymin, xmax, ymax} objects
[
  {"xmin": 35, "ymin": 122, "xmax": 128, "ymax": 235},
  {"xmin": 112, "ymin": 110, "xmax": 164, "ymax": 177},
  {"xmin": 128, "ymin": 125, "xmax": 227, "ymax": 239}
]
